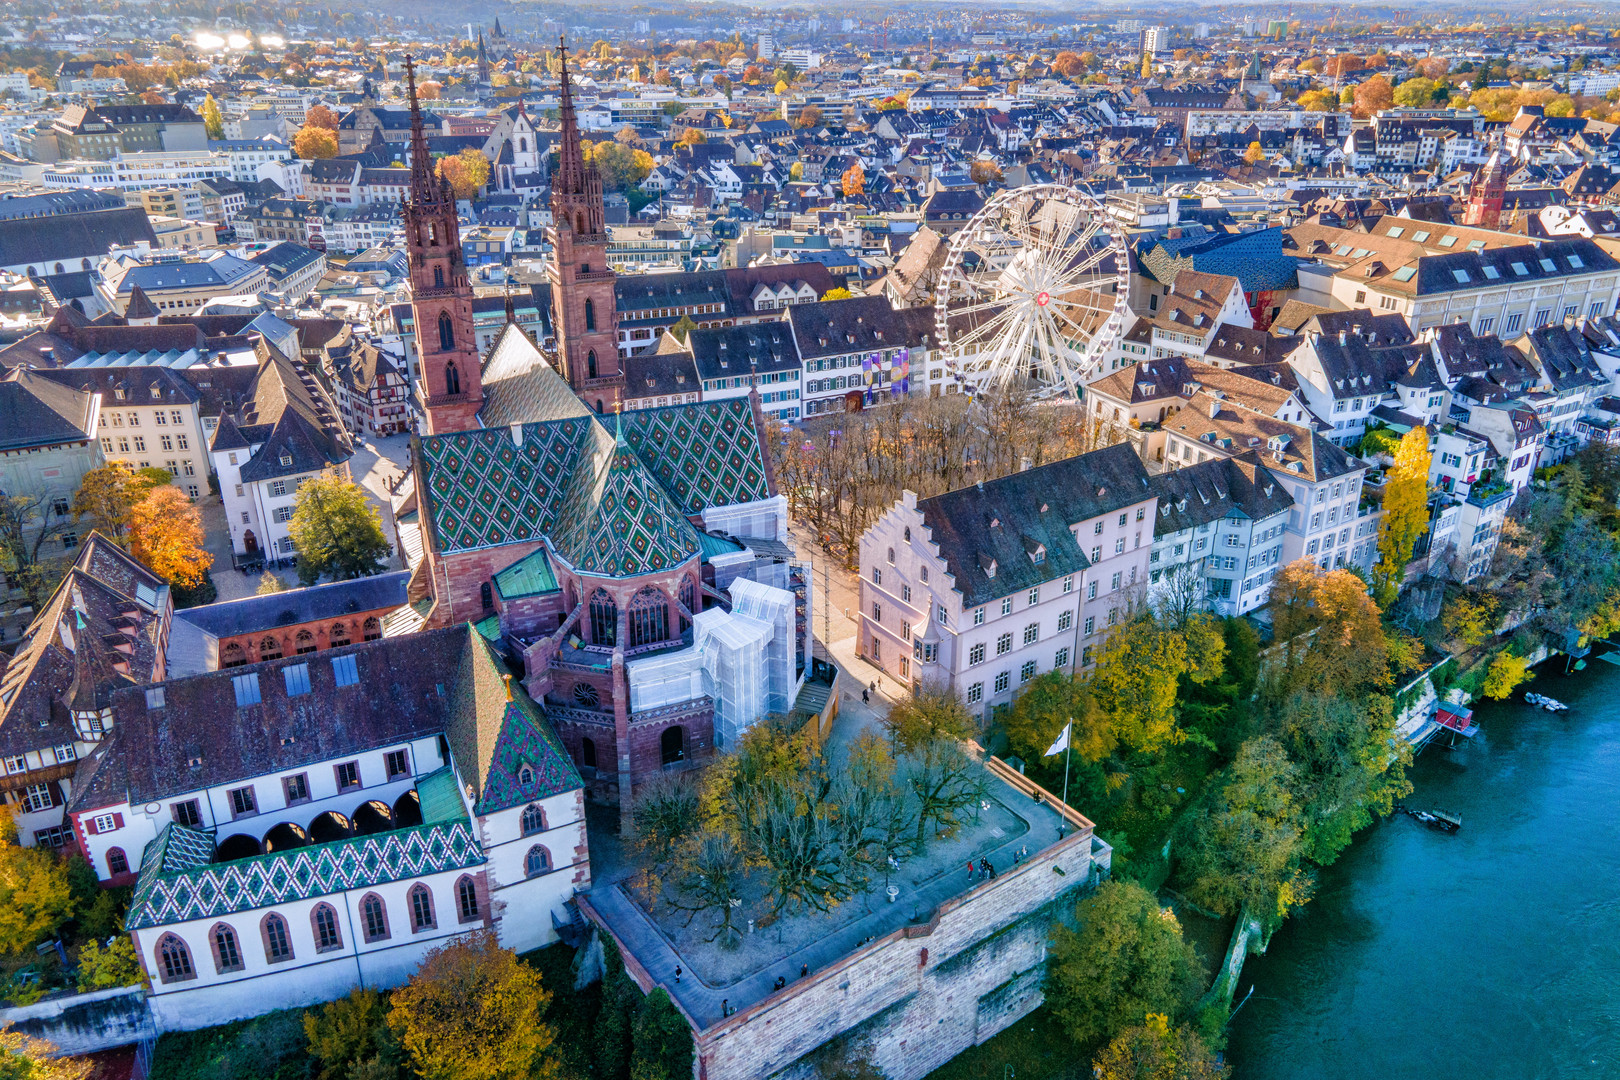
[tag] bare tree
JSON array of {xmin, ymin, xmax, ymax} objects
[
  {"xmin": 0, "ymin": 491, "xmax": 73, "ymax": 607},
  {"xmin": 1153, "ymin": 560, "xmax": 1208, "ymax": 629},
  {"xmin": 667, "ymin": 833, "xmax": 746, "ymax": 944},
  {"xmin": 905, "ymin": 739, "xmax": 989, "ymax": 844}
]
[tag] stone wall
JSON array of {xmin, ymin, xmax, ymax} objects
[
  {"xmin": 0, "ymin": 986, "xmax": 155, "ymax": 1057},
  {"xmin": 604, "ymin": 827, "xmax": 1105, "ymax": 1080}
]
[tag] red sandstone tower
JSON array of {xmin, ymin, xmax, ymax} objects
[
  {"xmin": 405, "ymin": 56, "xmax": 483, "ymax": 435},
  {"xmin": 548, "ymin": 40, "xmax": 623, "ymax": 414},
  {"xmin": 1463, "ymin": 151, "xmax": 1507, "ymax": 229}
]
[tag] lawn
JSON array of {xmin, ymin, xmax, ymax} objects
[{"xmin": 924, "ymin": 1007, "xmax": 1088, "ymax": 1080}]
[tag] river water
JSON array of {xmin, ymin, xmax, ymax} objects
[{"xmin": 1227, "ymin": 661, "xmax": 1620, "ymax": 1080}]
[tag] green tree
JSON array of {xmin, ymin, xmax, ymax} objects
[
  {"xmin": 1393, "ymin": 76, "xmax": 1438, "ymax": 107},
  {"xmin": 1178, "ymin": 737, "xmax": 1310, "ymax": 924},
  {"xmin": 1093, "ymin": 1014, "xmax": 1230, "ymax": 1080},
  {"xmin": 0, "ymin": 823, "xmax": 75, "ymax": 954},
  {"xmin": 629, "ymin": 989, "xmax": 693, "ymax": 1080},
  {"xmin": 1045, "ymin": 881, "xmax": 1201, "ymax": 1049},
  {"xmin": 75, "ymin": 936, "xmax": 144, "ymax": 991},
  {"xmin": 288, "ymin": 469, "xmax": 391, "ymax": 585},
  {"xmin": 386, "ymin": 932, "xmax": 556, "ymax": 1080},
  {"xmin": 0, "ymin": 1030, "xmax": 88, "ymax": 1080},
  {"xmin": 882, "ymin": 685, "xmax": 975, "ymax": 752},
  {"xmin": 1084, "ymin": 612, "xmax": 1226, "ymax": 761},
  {"xmin": 200, "ymin": 93, "xmax": 224, "ymax": 138},
  {"xmin": 586, "ymin": 140, "xmax": 654, "ymax": 191},
  {"xmin": 1371, "ymin": 426, "xmax": 1431, "ymax": 607},
  {"xmin": 668, "ymin": 314, "xmax": 697, "ymax": 343},
  {"xmin": 1276, "ymin": 691, "xmax": 1410, "ymax": 865},
  {"xmin": 305, "ymin": 987, "xmax": 401, "ymax": 1080}
]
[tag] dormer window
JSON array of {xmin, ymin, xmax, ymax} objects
[{"xmin": 279, "ymin": 452, "xmax": 293, "ymax": 467}]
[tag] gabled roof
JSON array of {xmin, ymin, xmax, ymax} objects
[
  {"xmin": 915, "ymin": 444, "xmax": 1153, "ymax": 609},
  {"xmin": 0, "ymin": 368, "xmax": 96, "ymax": 451},
  {"xmin": 1147, "ymin": 455, "xmax": 1293, "ymax": 537}
]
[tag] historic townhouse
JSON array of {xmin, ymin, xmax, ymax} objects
[
  {"xmin": 857, "ymin": 446, "xmax": 1156, "ymax": 724},
  {"xmin": 0, "ymin": 537, "xmax": 169, "ymax": 848},
  {"xmin": 1145, "ymin": 457, "xmax": 1293, "ymax": 617},
  {"xmin": 68, "ymin": 625, "xmax": 588, "ymax": 1031}
]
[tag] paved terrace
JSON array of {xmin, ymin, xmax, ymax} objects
[{"xmin": 581, "ymin": 740, "xmax": 1087, "ymax": 1029}]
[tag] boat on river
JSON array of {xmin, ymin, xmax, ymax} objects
[
  {"xmin": 1525, "ymin": 693, "xmax": 1568, "ymax": 712},
  {"xmin": 1395, "ymin": 804, "xmax": 1462, "ymax": 833}
]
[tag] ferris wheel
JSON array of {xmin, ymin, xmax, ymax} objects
[{"xmin": 932, "ymin": 183, "xmax": 1131, "ymax": 400}]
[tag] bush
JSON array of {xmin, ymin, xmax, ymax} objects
[
  {"xmin": 150, "ymin": 1008, "xmax": 313, "ymax": 1080},
  {"xmin": 76, "ymin": 936, "xmax": 144, "ymax": 991}
]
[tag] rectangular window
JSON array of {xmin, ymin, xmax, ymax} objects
[
  {"xmin": 1058, "ymin": 610, "xmax": 1073, "ymax": 631},
  {"xmin": 172, "ymin": 800, "xmax": 201, "ymax": 827},
  {"xmin": 229, "ymin": 786, "xmax": 256, "ymax": 817},
  {"xmin": 1084, "ymin": 616, "xmax": 1095, "ymax": 635},
  {"xmin": 283, "ymin": 663, "xmax": 310, "ymax": 696},
  {"xmin": 1023, "ymin": 623, "xmax": 1039, "ymax": 645},
  {"xmin": 1000, "ymin": 597, "xmax": 1012, "ymax": 616},
  {"xmin": 1114, "ymin": 538, "xmax": 1125, "ymax": 554},
  {"xmin": 872, "ymin": 568, "xmax": 881, "ymax": 585},
  {"xmin": 1111, "ymin": 571, "xmax": 1122, "ymax": 590},
  {"xmin": 1027, "ymin": 587, "xmax": 1039, "ymax": 605},
  {"xmin": 1087, "ymin": 582, "xmax": 1098, "ymax": 600},
  {"xmin": 973, "ymin": 606, "xmax": 984, "ymax": 626},
  {"xmin": 284, "ymin": 773, "xmax": 309, "ymax": 803},
  {"xmin": 1020, "ymin": 660, "xmax": 1037, "ymax": 684},
  {"xmin": 901, "ymin": 584, "xmax": 911, "ymax": 603},
  {"xmin": 994, "ymin": 671, "xmax": 1010, "ymax": 694},
  {"xmin": 967, "ymin": 682, "xmax": 983, "ymax": 704},
  {"xmin": 273, "ymin": 506, "xmax": 294, "ymax": 523},
  {"xmin": 232, "ymin": 673, "xmax": 260, "ymax": 707},
  {"xmin": 969, "ymin": 642, "xmax": 985, "ymax": 665},
  {"xmin": 996, "ymin": 633, "xmax": 1013, "ymax": 656},
  {"xmin": 20, "ymin": 784, "xmax": 54, "ymax": 814},
  {"xmin": 871, "ymin": 602, "xmax": 882, "ymax": 622},
  {"xmin": 269, "ymin": 480, "xmax": 287, "ymax": 497},
  {"xmin": 1062, "ymin": 575, "xmax": 1073, "ymax": 593},
  {"xmin": 1055, "ymin": 647, "xmax": 1070, "ymax": 668},
  {"xmin": 386, "ymin": 750, "xmax": 410, "ymax": 778},
  {"xmin": 336, "ymin": 761, "xmax": 360, "ymax": 791},
  {"xmin": 333, "ymin": 654, "xmax": 359, "ymax": 686}
]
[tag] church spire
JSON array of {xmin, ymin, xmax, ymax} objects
[
  {"xmin": 555, "ymin": 38, "xmax": 588, "ymax": 198},
  {"xmin": 405, "ymin": 55, "xmax": 442, "ymax": 208}
]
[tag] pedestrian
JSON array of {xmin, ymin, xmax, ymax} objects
[
  {"xmin": 722, "ymin": 998, "xmax": 729, "ymax": 1017},
  {"xmin": 988, "ymin": 860, "xmax": 997, "ymax": 881},
  {"xmin": 675, "ymin": 965, "xmax": 681, "ymax": 983},
  {"xmin": 862, "ymin": 689, "xmax": 870, "ymax": 704},
  {"xmin": 801, "ymin": 964, "xmax": 809, "ymax": 978},
  {"xmin": 774, "ymin": 976, "xmax": 786, "ymax": 991},
  {"xmin": 965, "ymin": 859, "xmax": 975, "ymax": 882}
]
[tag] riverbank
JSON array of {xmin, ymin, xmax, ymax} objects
[{"xmin": 1227, "ymin": 658, "xmax": 1620, "ymax": 1078}]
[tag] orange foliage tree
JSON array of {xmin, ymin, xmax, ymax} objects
[
  {"xmin": 293, "ymin": 126, "xmax": 338, "ymax": 159},
  {"xmin": 1352, "ymin": 76, "xmax": 1394, "ymax": 118},
  {"xmin": 305, "ymin": 103, "xmax": 341, "ymax": 130},
  {"xmin": 1268, "ymin": 560, "xmax": 1390, "ymax": 699},
  {"xmin": 436, "ymin": 148, "xmax": 490, "ymax": 200},
  {"xmin": 841, "ymin": 161, "xmax": 865, "ymax": 198},
  {"xmin": 128, "ymin": 486, "xmax": 212, "ymax": 589}
]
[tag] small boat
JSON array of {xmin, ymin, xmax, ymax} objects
[
  {"xmin": 1397, "ymin": 805, "xmax": 1461, "ymax": 832},
  {"xmin": 1525, "ymin": 693, "xmax": 1569, "ymax": 712}
]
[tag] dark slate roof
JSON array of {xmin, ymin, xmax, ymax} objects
[
  {"xmin": 248, "ymin": 242, "xmax": 324, "ymax": 281},
  {"xmin": 477, "ymin": 323, "xmax": 592, "ymax": 429},
  {"xmin": 1146, "ymin": 456, "xmax": 1294, "ymax": 538},
  {"xmin": 0, "ymin": 368, "xmax": 96, "ymax": 451},
  {"xmin": 915, "ymin": 444, "xmax": 1154, "ymax": 609},
  {"xmin": 785, "ymin": 295, "xmax": 908, "ymax": 360},
  {"xmin": 688, "ymin": 321, "xmax": 800, "ymax": 381},
  {"xmin": 174, "ymin": 572, "xmax": 409, "ymax": 640},
  {"xmin": 216, "ymin": 348, "xmax": 352, "ymax": 482},
  {"xmin": 0, "ymin": 536, "xmax": 167, "ymax": 760},
  {"xmin": 0, "ymin": 209, "xmax": 156, "ymax": 270},
  {"xmin": 1408, "ymin": 236, "xmax": 1618, "ymax": 296},
  {"xmin": 624, "ymin": 335, "xmax": 701, "ymax": 401}
]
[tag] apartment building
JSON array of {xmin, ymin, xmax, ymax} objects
[
  {"xmin": 33, "ymin": 365, "xmax": 209, "ymax": 499},
  {"xmin": 1146, "ymin": 456, "xmax": 1293, "ymax": 617}
]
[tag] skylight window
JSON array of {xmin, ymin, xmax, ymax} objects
[
  {"xmin": 1569, "ymin": 254, "xmax": 1585, "ymax": 268},
  {"xmin": 232, "ymin": 673, "xmax": 260, "ymax": 707},
  {"xmin": 283, "ymin": 663, "xmax": 310, "ymax": 697},
  {"xmin": 333, "ymin": 654, "xmax": 359, "ymax": 687},
  {"xmin": 1438, "ymin": 235, "xmax": 1457, "ymax": 247},
  {"xmin": 1468, "ymin": 240, "xmax": 1486, "ymax": 250},
  {"xmin": 1386, "ymin": 226, "xmax": 1405, "ymax": 238},
  {"xmin": 1540, "ymin": 258, "xmax": 1557, "ymax": 272},
  {"xmin": 1392, "ymin": 266, "xmax": 1417, "ymax": 282},
  {"xmin": 1452, "ymin": 269, "xmax": 1471, "ymax": 283},
  {"xmin": 1352, "ymin": 248, "xmax": 1370, "ymax": 259},
  {"xmin": 1412, "ymin": 231, "xmax": 1432, "ymax": 243},
  {"xmin": 1511, "ymin": 262, "xmax": 1528, "ymax": 275},
  {"xmin": 1482, "ymin": 265, "xmax": 1500, "ymax": 279}
]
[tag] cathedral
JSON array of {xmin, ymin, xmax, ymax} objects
[{"xmin": 397, "ymin": 44, "xmax": 808, "ymax": 831}]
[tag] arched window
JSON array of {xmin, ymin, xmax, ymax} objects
[
  {"xmin": 429, "ymin": 222, "xmax": 439, "ymax": 246},
  {"xmin": 445, "ymin": 361, "xmax": 461, "ymax": 396},
  {"xmin": 221, "ymin": 642, "xmax": 248, "ymax": 668},
  {"xmin": 581, "ymin": 737, "xmax": 597, "ymax": 773},
  {"xmin": 363, "ymin": 617, "xmax": 382, "ymax": 641},
  {"xmin": 519, "ymin": 137, "xmax": 527, "ymax": 153},
  {"xmin": 438, "ymin": 311, "xmax": 455, "ymax": 352},
  {"xmin": 596, "ymin": 399, "xmax": 604, "ymax": 414},
  {"xmin": 361, "ymin": 894, "xmax": 389, "ymax": 942},
  {"xmin": 480, "ymin": 581, "xmax": 494, "ymax": 610},
  {"xmin": 628, "ymin": 588, "xmax": 670, "ymax": 648},
  {"xmin": 587, "ymin": 350, "xmax": 597, "ymax": 379},
  {"xmin": 312, "ymin": 903, "xmax": 343, "ymax": 952},
  {"xmin": 433, "ymin": 265, "xmax": 444, "ymax": 288},
  {"xmin": 295, "ymin": 629, "xmax": 316, "ymax": 654},
  {"xmin": 409, "ymin": 884, "xmax": 436, "ymax": 932},
  {"xmin": 457, "ymin": 875, "xmax": 480, "ymax": 922},
  {"xmin": 525, "ymin": 845, "xmax": 551, "ymax": 877},
  {"xmin": 329, "ymin": 623, "xmax": 349, "ymax": 648},
  {"xmin": 81, "ymin": 258, "xmax": 91, "ymax": 271},
  {"xmin": 107, "ymin": 848, "xmax": 128, "ymax": 876},
  {"xmin": 258, "ymin": 636, "xmax": 282, "ymax": 662},
  {"xmin": 262, "ymin": 913, "xmax": 293, "ymax": 963},
  {"xmin": 576, "ymin": 211, "xmax": 587, "ymax": 234},
  {"xmin": 54, "ymin": 262, "xmax": 63, "ymax": 274},
  {"xmin": 661, "ymin": 725, "xmax": 686, "ymax": 767},
  {"xmin": 588, "ymin": 591, "xmax": 617, "ymax": 646},
  {"xmin": 211, "ymin": 923, "xmax": 244, "ymax": 973},
  {"xmin": 156, "ymin": 934, "xmax": 194, "ymax": 983},
  {"xmin": 521, "ymin": 804, "xmax": 545, "ymax": 836},
  {"xmin": 584, "ymin": 298, "xmax": 596, "ymax": 331},
  {"xmin": 679, "ymin": 576, "xmax": 696, "ymax": 628}
]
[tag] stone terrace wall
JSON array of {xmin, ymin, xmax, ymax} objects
[
  {"xmin": 691, "ymin": 829, "xmax": 1103, "ymax": 1080},
  {"xmin": 0, "ymin": 986, "xmax": 155, "ymax": 1057}
]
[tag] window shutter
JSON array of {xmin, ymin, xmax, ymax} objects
[
  {"xmin": 46, "ymin": 781, "xmax": 63, "ymax": 808},
  {"xmin": 113, "ymin": 812, "xmax": 124, "ymax": 830},
  {"xmin": 85, "ymin": 815, "xmax": 98, "ymax": 835}
]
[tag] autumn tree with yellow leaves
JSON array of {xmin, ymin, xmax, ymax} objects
[
  {"xmin": 1371, "ymin": 426, "xmax": 1431, "ymax": 607},
  {"xmin": 128, "ymin": 484, "xmax": 212, "ymax": 590}
]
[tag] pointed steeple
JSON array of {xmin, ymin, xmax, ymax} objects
[
  {"xmin": 554, "ymin": 37, "xmax": 588, "ymax": 198},
  {"xmin": 404, "ymin": 54, "xmax": 441, "ymax": 208}
]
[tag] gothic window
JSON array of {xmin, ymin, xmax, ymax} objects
[
  {"xmin": 157, "ymin": 934, "xmax": 194, "ymax": 983},
  {"xmin": 576, "ymin": 211, "xmax": 587, "ymax": 234},
  {"xmin": 433, "ymin": 265, "xmax": 444, "ymax": 288},
  {"xmin": 457, "ymin": 875, "xmax": 480, "ymax": 922},
  {"xmin": 211, "ymin": 924, "xmax": 243, "ymax": 973},
  {"xmin": 525, "ymin": 845, "xmax": 551, "ymax": 877},
  {"xmin": 312, "ymin": 904, "xmax": 342, "ymax": 951},
  {"xmin": 445, "ymin": 361, "xmax": 461, "ymax": 396},
  {"xmin": 329, "ymin": 623, "xmax": 349, "ymax": 647},
  {"xmin": 628, "ymin": 588, "xmax": 670, "ymax": 648},
  {"xmin": 521, "ymin": 804, "xmax": 545, "ymax": 836},
  {"xmin": 519, "ymin": 138, "xmax": 527, "ymax": 153},
  {"xmin": 262, "ymin": 913, "xmax": 293, "ymax": 963},
  {"xmin": 679, "ymin": 575, "xmax": 696, "ymax": 632},
  {"xmin": 361, "ymin": 894, "xmax": 389, "ymax": 942},
  {"xmin": 258, "ymin": 636, "xmax": 282, "ymax": 662},
  {"xmin": 585, "ymin": 298, "xmax": 596, "ymax": 331},
  {"xmin": 587, "ymin": 351, "xmax": 597, "ymax": 379},
  {"xmin": 438, "ymin": 311, "xmax": 455, "ymax": 352},
  {"xmin": 588, "ymin": 591, "xmax": 617, "ymax": 646},
  {"xmin": 480, "ymin": 581, "xmax": 493, "ymax": 610},
  {"xmin": 409, "ymin": 884, "xmax": 436, "ymax": 932}
]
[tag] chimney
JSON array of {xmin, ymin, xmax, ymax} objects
[
  {"xmin": 1338, "ymin": 331, "xmax": 1347, "ymax": 346},
  {"xmin": 1020, "ymin": 456, "xmax": 1033, "ymax": 472},
  {"xmin": 1207, "ymin": 397, "xmax": 1221, "ymax": 419}
]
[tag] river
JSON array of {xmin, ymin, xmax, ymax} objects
[{"xmin": 1227, "ymin": 660, "xmax": 1620, "ymax": 1080}]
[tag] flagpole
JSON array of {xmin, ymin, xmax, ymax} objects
[{"xmin": 1059, "ymin": 718, "xmax": 1072, "ymax": 838}]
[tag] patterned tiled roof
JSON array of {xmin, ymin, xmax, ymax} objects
[
  {"xmin": 127, "ymin": 819, "xmax": 485, "ymax": 930},
  {"xmin": 415, "ymin": 397, "xmax": 772, "ymax": 568}
]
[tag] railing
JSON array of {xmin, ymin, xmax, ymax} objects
[
  {"xmin": 629, "ymin": 697, "xmax": 713, "ymax": 726},
  {"xmin": 546, "ymin": 705, "xmax": 615, "ymax": 726}
]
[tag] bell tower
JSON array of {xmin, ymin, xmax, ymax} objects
[
  {"xmin": 404, "ymin": 55, "xmax": 483, "ymax": 435},
  {"xmin": 548, "ymin": 39, "xmax": 623, "ymax": 414}
]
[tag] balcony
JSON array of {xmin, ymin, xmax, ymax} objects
[{"xmin": 1466, "ymin": 482, "xmax": 1512, "ymax": 509}]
